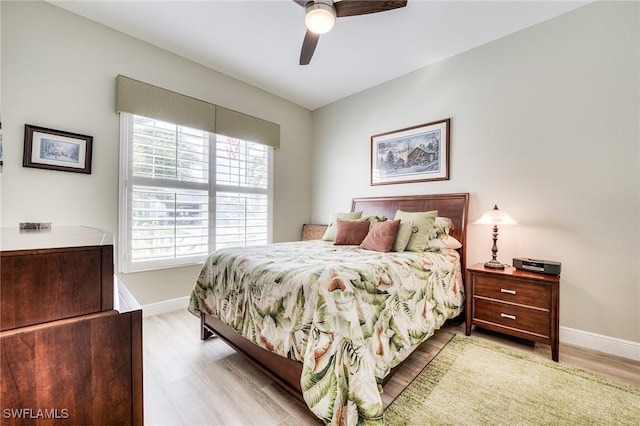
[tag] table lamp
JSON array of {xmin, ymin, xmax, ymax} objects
[{"xmin": 474, "ymin": 205, "xmax": 517, "ymax": 269}]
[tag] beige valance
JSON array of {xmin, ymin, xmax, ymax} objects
[
  {"xmin": 116, "ymin": 75, "xmax": 280, "ymax": 148},
  {"xmin": 215, "ymin": 106, "xmax": 280, "ymax": 150}
]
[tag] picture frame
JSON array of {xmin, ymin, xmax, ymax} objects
[
  {"xmin": 371, "ymin": 118, "xmax": 450, "ymax": 186},
  {"xmin": 0, "ymin": 122, "xmax": 3, "ymax": 166},
  {"xmin": 23, "ymin": 124, "xmax": 93, "ymax": 174}
]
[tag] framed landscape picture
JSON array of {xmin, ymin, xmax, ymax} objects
[
  {"xmin": 371, "ymin": 118, "xmax": 450, "ymax": 186},
  {"xmin": 23, "ymin": 124, "xmax": 93, "ymax": 174}
]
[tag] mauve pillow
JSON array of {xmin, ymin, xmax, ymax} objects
[
  {"xmin": 360, "ymin": 219, "xmax": 401, "ymax": 252},
  {"xmin": 334, "ymin": 220, "xmax": 371, "ymax": 245},
  {"xmin": 322, "ymin": 211, "xmax": 363, "ymax": 241}
]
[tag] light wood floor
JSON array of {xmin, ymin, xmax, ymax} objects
[{"xmin": 143, "ymin": 310, "xmax": 639, "ymax": 426}]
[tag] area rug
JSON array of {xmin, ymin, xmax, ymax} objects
[{"xmin": 385, "ymin": 334, "xmax": 640, "ymax": 425}]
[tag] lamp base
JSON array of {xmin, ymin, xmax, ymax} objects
[{"xmin": 484, "ymin": 260, "xmax": 505, "ymax": 270}]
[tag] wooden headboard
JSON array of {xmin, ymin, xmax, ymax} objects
[{"xmin": 351, "ymin": 193, "xmax": 470, "ymax": 271}]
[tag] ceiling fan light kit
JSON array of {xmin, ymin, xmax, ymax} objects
[
  {"xmin": 305, "ymin": 2, "xmax": 336, "ymax": 34},
  {"xmin": 296, "ymin": 0, "xmax": 408, "ymax": 65}
]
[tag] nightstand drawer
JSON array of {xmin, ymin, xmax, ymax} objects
[
  {"xmin": 474, "ymin": 299, "xmax": 550, "ymax": 337},
  {"xmin": 474, "ymin": 275, "xmax": 550, "ymax": 309}
]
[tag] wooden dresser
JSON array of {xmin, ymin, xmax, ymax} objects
[{"xmin": 0, "ymin": 226, "xmax": 143, "ymax": 425}]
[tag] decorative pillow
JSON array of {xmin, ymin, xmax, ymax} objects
[
  {"xmin": 322, "ymin": 211, "xmax": 363, "ymax": 241},
  {"xmin": 393, "ymin": 210, "xmax": 438, "ymax": 252},
  {"xmin": 446, "ymin": 236, "xmax": 463, "ymax": 249},
  {"xmin": 427, "ymin": 235, "xmax": 462, "ymax": 250},
  {"xmin": 429, "ymin": 216, "xmax": 454, "ymax": 242},
  {"xmin": 427, "ymin": 217, "xmax": 459, "ymax": 250},
  {"xmin": 360, "ymin": 219, "xmax": 400, "ymax": 252},
  {"xmin": 334, "ymin": 219, "xmax": 371, "ymax": 245},
  {"xmin": 364, "ymin": 215, "xmax": 388, "ymax": 225},
  {"xmin": 391, "ymin": 220, "xmax": 414, "ymax": 252}
]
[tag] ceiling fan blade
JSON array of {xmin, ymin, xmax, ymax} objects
[
  {"xmin": 300, "ymin": 30, "xmax": 320, "ymax": 65},
  {"xmin": 335, "ymin": 0, "xmax": 407, "ymax": 17},
  {"xmin": 293, "ymin": 0, "xmax": 310, "ymax": 7}
]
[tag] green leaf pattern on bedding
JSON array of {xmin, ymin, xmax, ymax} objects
[{"xmin": 188, "ymin": 240, "xmax": 464, "ymax": 425}]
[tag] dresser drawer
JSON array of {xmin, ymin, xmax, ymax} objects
[
  {"xmin": 473, "ymin": 275, "xmax": 550, "ymax": 309},
  {"xmin": 1, "ymin": 245, "xmax": 114, "ymax": 331},
  {"xmin": 473, "ymin": 299, "xmax": 550, "ymax": 338}
]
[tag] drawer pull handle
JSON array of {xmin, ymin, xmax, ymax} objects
[
  {"xmin": 500, "ymin": 313, "xmax": 517, "ymax": 320},
  {"xmin": 500, "ymin": 288, "xmax": 516, "ymax": 295}
]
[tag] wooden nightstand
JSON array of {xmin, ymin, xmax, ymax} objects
[
  {"xmin": 465, "ymin": 263, "xmax": 560, "ymax": 361},
  {"xmin": 301, "ymin": 224, "xmax": 327, "ymax": 241}
]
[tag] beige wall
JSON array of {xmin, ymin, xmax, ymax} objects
[
  {"xmin": 0, "ymin": 1, "xmax": 313, "ymax": 305},
  {"xmin": 311, "ymin": 1, "xmax": 639, "ymax": 342}
]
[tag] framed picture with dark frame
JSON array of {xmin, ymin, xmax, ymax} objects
[
  {"xmin": 23, "ymin": 124, "xmax": 93, "ymax": 174},
  {"xmin": 371, "ymin": 118, "xmax": 450, "ymax": 186}
]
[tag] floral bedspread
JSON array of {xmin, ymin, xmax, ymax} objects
[{"xmin": 188, "ymin": 240, "xmax": 464, "ymax": 425}]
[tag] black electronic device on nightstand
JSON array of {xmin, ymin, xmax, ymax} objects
[{"xmin": 513, "ymin": 257, "xmax": 561, "ymax": 276}]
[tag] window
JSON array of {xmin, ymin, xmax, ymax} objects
[{"xmin": 119, "ymin": 113, "xmax": 272, "ymax": 272}]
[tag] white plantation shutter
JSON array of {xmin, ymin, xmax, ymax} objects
[
  {"xmin": 119, "ymin": 113, "xmax": 272, "ymax": 272},
  {"xmin": 216, "ymin": 192, "xmax": 268, "ymax": 249},
  {"xmin": 130, "ymin": 186, "xmax": 209, "ymax": 262},
  {"xmin": 215, "ymin": 138, "xmax": 270, "ymax": 249}
]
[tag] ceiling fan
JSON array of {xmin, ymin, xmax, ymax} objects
[{"xmin": 294, "ymin": 0, "xmax": 408, "ymax": 65}]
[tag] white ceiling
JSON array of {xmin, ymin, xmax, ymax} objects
[{"xmin": 49, "ymin": 0, "xmax": 589, "ymax": 110}]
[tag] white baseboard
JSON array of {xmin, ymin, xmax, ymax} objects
[
  {"xmin": 142, "ymin": 296, "xmax": 190, "ymax": 318},
  {"xmin": 142, "ymin": 298, "xmax": 639, "ymax": 361},
  {"xmin": 560, "ymin": 326, "xmax": 640, "ymax": 361}
]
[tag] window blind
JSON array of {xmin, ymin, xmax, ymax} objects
[
  {"xmin": 115, "ymin": 75, "xmax": 280, "ymax": 148},
  {"xmin": 215, "ymin": 137, "xmax": 269, "ymax": 249},
  {"xmin": 128, "ymin": 116, "xmax": 211, "ymax": 265}
]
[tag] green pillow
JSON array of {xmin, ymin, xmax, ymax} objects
[
  {"xmin": 391, "ymin": 220, "xmax": 414, "ymax": 252},
  {"xmin": 393, "ymin": 210, "xmax": 438, "ymax": 251},
  {"xmin": 322, "ymin": 211, "xmax": 363, "ymax": 241}
]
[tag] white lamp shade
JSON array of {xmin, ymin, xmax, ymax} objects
[
  {"xmin": 305, "ymin": 3, "xmax": 336, "ymax": 34},
  {"xmin": 474, "ymin": 205, "xmax": 518, "ymax": 225}
]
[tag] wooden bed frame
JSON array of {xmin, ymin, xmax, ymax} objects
[{"xmin": 201, "ymin": 193, "xmax": 469, "ymax": 402}]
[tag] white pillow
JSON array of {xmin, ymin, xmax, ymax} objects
[{"xmin": 427, "ymin": 235, "xmax": 462, "ymax": 250}]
